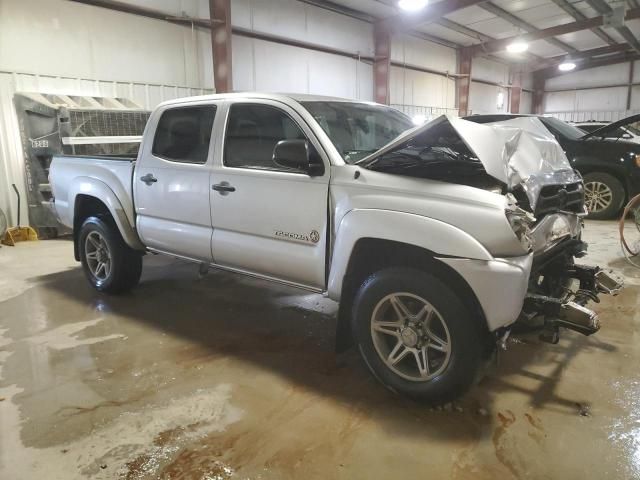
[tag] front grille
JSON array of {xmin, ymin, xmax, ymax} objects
[{"xmin": 535, "ymin": 182, "xmax": 584, "ymax": 217}]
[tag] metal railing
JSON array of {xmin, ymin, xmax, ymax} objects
[
  {"xmin": 391, "ymin": 104, "xmax": 459, "ymax": 120},
  {"xmin": 547, "ymin": 110, "xmax": 640, "ymax": 123}
]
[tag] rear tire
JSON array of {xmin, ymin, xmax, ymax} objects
[
  {"xmin": 78, "ymin": 216, "xmax": 142, "ymax": 294},
  {"xmin": 583, "ymin": 172, "xmax": 625, "ymax": 220},
  {"xmin": 351, "ymin": 267, "xmax": 485, "ymax": 404}
]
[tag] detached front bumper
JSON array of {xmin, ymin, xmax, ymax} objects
[{"xmin": 437, "ymin": 254, "xmax": 533, "ymax": 331}]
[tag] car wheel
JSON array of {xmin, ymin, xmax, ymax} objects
[
  {"xmin": 351, "ymin": 267, "xmax": 485, "ymax": 404},
  {"xmin": 79, "ymin": 216, "xmax": 142, "ymax": 294},
  {"xmin": 583, "ymin": 172, "xmax": 625, "ymax": 220}
]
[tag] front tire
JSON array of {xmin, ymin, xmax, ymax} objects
[
  {"xmin": 78, "ymin": 216, "xmax": 142, "ymax": 294},
  {"xmin": 583, "ymin": 172, "xmax": 625, "ymax": 220},
  {"xmin": 351, "ymin": 268, "xmax": 485, "ymax": 404}
]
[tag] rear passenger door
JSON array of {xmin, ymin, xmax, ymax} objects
[
  {"xmin": 210, "ymin": 100, "xmax": 330, "ymax": 289},
  {"xmin": 135, "ymin": 103, "xmax": 219, "ymax": 261}
]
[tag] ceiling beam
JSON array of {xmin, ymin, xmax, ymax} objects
[
  {"xmin": 530, "ymin": 44, "xmax": 632, "ymax": 70},
  {"xmin": 68, "ymin": 0, "xmax": 219, "ymax": 27},
  {"xmin": 436, "ymin": 18, "xmax": 542, "ymax": 62},
  {"xmin": 544, "ymin": 52, "xmax": 640, "ymax": 77},
  {"xmin": 469, "ymin": 6, "xmax": 640, "ymax": 55},
  {"xmin": 297, "ymin": 0, "xmax": 375, "ymax": 22},
  {"xmin": 436, "ymin": 17, "xmax": 492, "ymax": 42},
  {"xmin": 479, "ymin": 2, "xmax": 578, "ymax": 54},
  {"xmin": 584, "ymin": 0, "xmax": 640, "ymax": 53},
  {"xmin": 378, "ymin": 0, "xmax": 487, "ymax": 33},
  {"xmin": 549, "ymin": 0, "xmax": 617, "ymax": 46}
]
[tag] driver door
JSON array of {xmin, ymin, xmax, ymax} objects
[{"xmin": 209, "ymin": 100, "xmax": 330, "ymax": 289}]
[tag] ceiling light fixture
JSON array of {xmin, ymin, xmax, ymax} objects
[
  {"xmin": 558, "ymin": 61, "xmax": 576, "ymax": 72},
  {"xmin": 506, "ymin": 40, "xmax": 529, "ymax": 54},
  {"xmin": 398, "ymin": 0, "xmax": 428, "ymax": 12}
]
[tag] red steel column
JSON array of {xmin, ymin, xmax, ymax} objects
[
  {"xmin": 532, "ymin": 72, "xmax": 545, "ymax": 114},
  {"xmin": 510, "ymin": 69, "xmax": 522, "ymax": 114},
  {"xmin": 209, "ymin": 0, "xmax": 233, "ymax": 93},
  {"xmin": 457, "ymin": 48, "xmax": 472, "ymax": 116},
  {"xmin": 374, "ymin": 23, "xmax": 391, "ymax": 105}
]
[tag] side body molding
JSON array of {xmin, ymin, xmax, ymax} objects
[
  {"xmin": 67, "ymin": 177, "xmax": 144, "ymax": 250},
  {"xmin": 327, "ymin": 209, "xmax": 493, "ymax": 300}
]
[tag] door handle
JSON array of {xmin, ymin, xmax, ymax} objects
[
  {"xmin": 140, "ymin": 173, "xmax": 157, "ymax": 185},
  {"xmin": 212, "ymin": 182, "xmax": 236, "ymax": 193}
]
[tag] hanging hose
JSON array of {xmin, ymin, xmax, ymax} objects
[{"xmin": 619, "ymin": 193, "xmax": 640, "ymax": 267}]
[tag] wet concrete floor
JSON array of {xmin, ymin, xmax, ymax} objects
[{"xmin": 1, "ymin": 220, "xmax": 640, "ymax": 479}]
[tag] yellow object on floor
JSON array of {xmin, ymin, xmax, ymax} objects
[
  {"xmin": 2, "ymin": 183, "xmax": 38, "ymax": 246},
  {"xmin": 1, "ymin": 226, "xmax": 38, "ymax": 246}
]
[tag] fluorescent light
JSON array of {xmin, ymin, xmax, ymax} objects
[
  {"xmin": 398, "ymin": 0, "xmax": 428, "ymax": 12},
  {"xmin": 558, "ymin": 61, "xmax": 576, "ymax": 72},
  {"xmin": 506, "ymin": 41, "xmax": 529, "ymax": 53}
]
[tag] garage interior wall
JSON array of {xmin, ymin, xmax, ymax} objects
[
  {"xmin": 468, "ymin": 57, "xmax": 510, "ymax": 115},
  {"xmin": 544, "ymin": 61, "xmax": 639, "ymax": 122},
  {"xmin": 0, "ymin": 0, "xmax": 507, "ymax": 226},
  {"xmin": 0, "ymin": 0, "xmax": 214, "ymax": 226},
  {"xmin": 389, "ymin": 35, "xmax": 457, "ymax": 115}
]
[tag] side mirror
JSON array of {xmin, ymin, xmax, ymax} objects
[
  {"xmin": 273, "ymin": 139, "xmax": 323, "ymax": 176},
  {"xmin": 623, "ymin": 133, "xmax": 633, "ymax": 139}
]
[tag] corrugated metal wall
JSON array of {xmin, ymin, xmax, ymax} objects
[{"xmin": 0, "ymin": 71, "xmax": 212, "ymax": 226}]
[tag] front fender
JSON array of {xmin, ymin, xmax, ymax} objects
[
  {"xmin": 327, "ymin": 208, "xmax": 492, "ymax": 300},
  {"xmin": 68, "ymin": 177, "xmax": 144, "ymax": 250}
]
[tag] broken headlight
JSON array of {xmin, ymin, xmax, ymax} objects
[{"xmin": 505, "ymin": 194, "xmax": 536, "ymax": 253}]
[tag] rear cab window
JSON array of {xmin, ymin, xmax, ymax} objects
[{"xmin": 152, "ymin": 106, "xmax": 216, "ymax": 164}]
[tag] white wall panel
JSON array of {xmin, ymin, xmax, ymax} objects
[
  {"xmin": 545, "ymin": 87, "xmax": 628, "ymax": 113},
  {"xmin": 473, "ymin": 58, "xmax": 509, "ymax": 85},
  {"xmin": 520, "ymin": 91, "xmax": 533, "ymax": 114},
  {"xmin": 391, "ymin": 35, "xmax": 457, "ymax": 74},
  {"xmin": 546, "ymin": 63, "xmax": 631, "ymax": 90},
  {"xmin": 0, "ymin": 0, "xmax": 210, "ymax": 87},
  {"xmin": 522, "ymin": 73, "xmax": 534, "ymax": 90},
  {"xmin": 630, "ymin": 86, "xmax": 640, "ymax": 110},
  {"xmin": 469, "ymin": 82, "xmax": 508, "ymax": 114},
  {"xmin": 389, "ymin": 67, "xmax": 456, "ymax": 109},
  {"xmin": 232, "ymin": 36, "xmax": 372, "ymax": 100},
  {"xmin": 231, "ymin": 0, "xmax": 373, "ymax": 56}
]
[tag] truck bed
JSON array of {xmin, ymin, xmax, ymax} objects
[{"xmin": 50, "ymin": 155, "xmax": 137, "ymax": 230}]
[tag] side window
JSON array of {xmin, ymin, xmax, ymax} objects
[
  {"xmin": 152, "ymin": 106, "xmax": 216, "ymax": 164},
  {"xmin": 224, "ymin": 104, "xmax": 317, "ymax": 171}
]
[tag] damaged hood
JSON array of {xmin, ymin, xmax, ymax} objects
[{"xmin": 358, "ymin": 115, "xmax": 581, "ymax": 206}]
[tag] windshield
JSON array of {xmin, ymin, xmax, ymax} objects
[
  {"xmin": 541, "ymin": 117, "xmax": 586, "ymax": 140},
  {"xmin": 576, "ymin": 124, "xmax": 604, "ymax": 133},
  {"xmin": 627, "ymin": 124, "xmax": 640, "ymax": 136},
  {"xmin": 301, "ymin": 101, "xmax": 413, "ymax": 163}
]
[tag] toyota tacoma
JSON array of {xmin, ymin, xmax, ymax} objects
[{"xmin": 50, "ymin": 93, "xmax": 622, "ymax": 403}]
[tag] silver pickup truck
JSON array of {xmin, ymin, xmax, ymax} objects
[{"xmin": 50, "ymin": 93, "xmax": 622, "ymax": 403}]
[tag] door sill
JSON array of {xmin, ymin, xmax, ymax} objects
[{"xmin": 146, "ymin": 247, "xmax": 326, "ymax": 294}]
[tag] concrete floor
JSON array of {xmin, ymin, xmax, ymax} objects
[{"xmin": 1, "ymin": 221, "xmax": 640, "ymax": 479}]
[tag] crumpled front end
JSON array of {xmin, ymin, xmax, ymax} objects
[
  {"xmin": 358, "ymin": 114, "xmax": 623, "ymax": 341},
  {"xmin": 521, "ymin": 234, "xmax": 623, "ymax": 343}
]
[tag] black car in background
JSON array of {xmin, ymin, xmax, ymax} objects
[{"xmin": 464, "ymin": 114, "xmax": 640, "ymax": 220}]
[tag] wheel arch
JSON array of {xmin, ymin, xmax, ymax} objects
[
  {"xmin": 70, "ymin": 178, "xmax": 144, "ymax": 259},
  {"xmin": 333, "ymin": 237, "xmax": 490, "ymax": 353},
  {"xmin": 578, "ymin": 166, "xmax": 628, "ymax": 197}
]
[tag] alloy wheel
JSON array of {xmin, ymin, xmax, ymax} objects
[
  {"xmin": 584, "ymin": 181, "xmax": 613, "ymax": 213},
  {"xmin": 84, "ymin": 231, "xmax": 111, "ymax": 281},
  {"xmin": 370, "ymin": 292, "xmax": 451, "ymax": 382}
]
